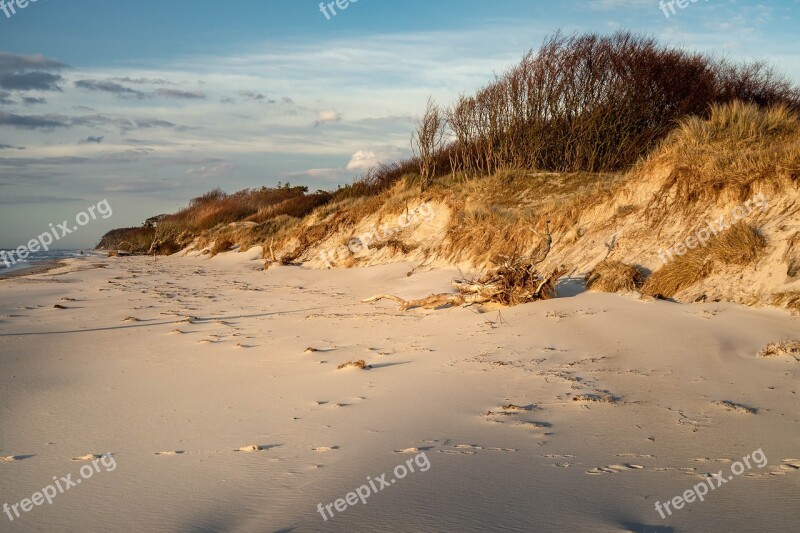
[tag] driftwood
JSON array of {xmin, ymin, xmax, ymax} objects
[
  {"xmin": 363, "ymin": 223, "xmax": 563, "ymax": 310},
  {"xmin": 363, "ymin": 259, "xmax": 566, "ymax": 311}
]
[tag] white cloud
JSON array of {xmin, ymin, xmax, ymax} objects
[
  {"xmin": 313, "ymin": 109, "xmax": 341, "ymax": 127},
  {"xmin": 346, "ymin": 145, "xmax": 409, "ymax": 171},
  {"xmin": 186, "ymin": 163, "xmax": 234, "ymax": 178}
]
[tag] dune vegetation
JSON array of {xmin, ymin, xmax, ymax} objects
[{"xmin": 97, "ymin": 31, "xmax": 800, "ymax": 312}]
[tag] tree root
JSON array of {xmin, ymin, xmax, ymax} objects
[{"xmin": 363, "ymin": 259, "xmax": 566, "ymax": 311}]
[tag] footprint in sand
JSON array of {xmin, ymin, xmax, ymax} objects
[
  {"xmin": 572, "ymin": 392, "xmax": 619, "ymax": 404},
  {"xmin": 394, "ymin": 447, "xmax": 421, "ymax": 454},
  {"xmin": 312, "ymin": 446, "xmax": 339, "ymax": 452},
  {"xmin": 713, "ymin": 400, "xmax": 758, "ymax": 414},
  {"xmin": 586, "ymin": 463, "xmax": 645, "ymax": 475},
  {"xmin": 154, "ymin": 451, "xmax": 186, "ymax": 456},
  {"xmin": 485, "ymin": 403, "xmax": 536, "ymax": 418},
  {"xmin": 440, "ymin": 444, "xmax": 515, "ymax": 454}
]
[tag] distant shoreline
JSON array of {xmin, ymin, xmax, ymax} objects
[{"xmin": 0, "ymin": 259, "xmax": 67, "ymax": 280}]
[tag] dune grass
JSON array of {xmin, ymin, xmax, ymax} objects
[
  {"xmin": 644, "ymin": 102, "xmax": 800, "ymax": 215},
  {"xmin": 586, "ymin": 260, "xmax": 644, "ymax": 293},
  {"xmin": 643, "ymin": 223, "xmax": 767, "ymax": 299}
]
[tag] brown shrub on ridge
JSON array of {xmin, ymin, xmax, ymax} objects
[
  {"xmin": 586, "ymin": 260, "xmax": 644, "ymax": 293},
  {"xmin": 96, "ymin": 227, "xmax": 155, "ymax": 253}
]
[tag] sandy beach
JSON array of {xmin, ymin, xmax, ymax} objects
[{"xmin": 1, "ymin": 252, "xmax": 798, "ymax": 532}]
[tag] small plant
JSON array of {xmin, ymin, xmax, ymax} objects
[
  {"xmin": 337, "ymin": 360, "xmax": 371, "ymax": 370},
  {"xmin": 757, "ymin": 340, "xmax": 800, "ymax": 361}
]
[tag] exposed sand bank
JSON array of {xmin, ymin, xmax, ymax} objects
[{"xmin": 0, "ymin": 253, "xmax": 798, "ymax": 532}]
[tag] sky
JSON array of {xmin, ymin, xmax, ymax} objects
[{"xmin": 0, "ymin": 0, "xmax": 798, "ymax": 248}]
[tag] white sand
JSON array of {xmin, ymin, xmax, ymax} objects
[{"xmin": 1, "ymin": 253, "xmax": 798, "ymax": 532}]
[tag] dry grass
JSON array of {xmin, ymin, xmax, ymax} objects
[
  {"xmin": 758, "ymin": 340, "xmax": 800, "ymax": 359},
  {"xmin": 644, "ymin": 102, "xmax": 800, "ymax": 216},
  {"xmin": 586, "ymin": 260, "xmax": 644, "ymax": 293},
  {"xmin": 337, "ymin": 360, "xmax": 371, "ymax": 370},
  {"xmin": 757, "ymin": 340, "xmax": 800, "ymax": 360},
  {"xmin": 771, "ymin": 291, "xmax": 800, "ymax": 314},
  {"xmin": 784, "ymin": 232, "xmax": 800, "ymax": 278},
  {"xmin": 370, "ymin": 238, "xmax": 418, "ymax": 255},
  {"xmin": 643, "ymin": 222, "xmax": 766, "ymax": 298},
  {"xmin": 642, "ymin": 253, "xmax": 711, "ymax": 299},
  {"xmin": 440, "ymin": 170, "xmax": 622, "ymax": 264},
  {"xmin": 711, "ymin": 222, "xmax": 768, "ymax": 265},
  {"xmin": 210, "ymin": 237, "xmax": 235, "ymax": 256}
]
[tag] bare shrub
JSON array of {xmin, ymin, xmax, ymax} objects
[{"xmin": 412, "ymin": 97, "xmax": 446, "ymax": 191}]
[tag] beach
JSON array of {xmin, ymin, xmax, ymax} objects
[{"xmin": 1, "ymin": 252, "xmax": 798, "ymax": 532}]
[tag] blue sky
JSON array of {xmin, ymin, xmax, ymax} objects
[{"xmin": 1, "ymin": 0, "xmax": 798, "ymax": 248}]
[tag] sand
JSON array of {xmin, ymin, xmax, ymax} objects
[{"xmin": 0, "ymin": 252, "xmax": 798, "ymax": 532}]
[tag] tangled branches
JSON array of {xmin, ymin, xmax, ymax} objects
[{"xmin": 363, "ymin": 257, "xmax": 566, "ymax": 311}]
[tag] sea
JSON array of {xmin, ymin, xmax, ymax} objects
[{"xmin": 0, "ymin": 249, "xmax": 100, "ymax": 277}]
